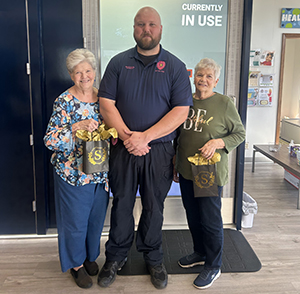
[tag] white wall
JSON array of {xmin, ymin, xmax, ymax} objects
[
  {"xmin": 246, "ymin": 0, "xmax": 300, "ymax": 158},
  {"xmin": 281, "ymin": 38, "xmax": 300, "ymax": 118},
  {"xmin": 281, "ymin": 39, "xmax": 295, "ymax": 118}
]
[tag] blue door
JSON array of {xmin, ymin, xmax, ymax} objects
[
  {"xmin": 0, "ymin": 0, "xmax": 36, "ymax": 234},
  {"xmin": 0, "ymin": 0, "xmax": 83, "ymax": 234}
]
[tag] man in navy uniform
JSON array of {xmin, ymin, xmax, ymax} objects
[{"xmin": 97, "ymin": 6, "xmax": 192, "ymax": 289}]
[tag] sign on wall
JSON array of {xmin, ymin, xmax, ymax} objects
[
  {"xmin": 248, "ymin": 48, "xmax": 275, "ymax": 108},
  {"xmin": 99, "ymin": 0, "xmax": 228, "ymax": 93},
  {"xmin": 281, "ymin": 8, "xmax": 300, "ymax": 28}
]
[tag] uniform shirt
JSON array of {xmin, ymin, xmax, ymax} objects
[
  {"xmin": 176, "ymin": 93, "xmax": 245, "ymax": 186},
  {"xmin": 44, "ymin": 90, "xmax": 108, "ymax": 188},
  {"xmin": 98, "ymin": 45, "xmax": 193, "ymax": 143}
]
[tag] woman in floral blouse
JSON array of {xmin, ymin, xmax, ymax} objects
[{"xmin": 44, "ymin": 48, "xmax": 108, "ymax": 289}]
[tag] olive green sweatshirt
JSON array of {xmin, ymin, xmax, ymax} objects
[{"xmin": 175, "ymin": 92, "xmax": 245, "ymax": 186}]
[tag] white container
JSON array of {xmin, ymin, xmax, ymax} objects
[
  {"xmin": 241, "ymin": 213, "xmax": 254, "ymax": 228},
  {"xmin": 241, "ymin": 192, "xmax": 258, "ymax": 229},
  {"xmin": 289, "ymin": 139, "xmax": 294, "ymax": 153}
]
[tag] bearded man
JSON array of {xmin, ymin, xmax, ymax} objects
[{"xmin": 97, "ymin": 6, "xmax": 193, "ymax": 290}]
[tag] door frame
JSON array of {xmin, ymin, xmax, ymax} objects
[{"xmin": 275, "ymin": 33, "xmax": 300, "ymax": 144}]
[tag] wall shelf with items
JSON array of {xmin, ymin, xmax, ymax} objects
[{"xmin": 248, "ymin": 49, "xmax": 275, "ymax": 107}]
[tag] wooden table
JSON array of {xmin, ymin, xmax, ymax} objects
[{"xmin": 252, "ymin": 144, "xmax": 300, "ymax": 209}]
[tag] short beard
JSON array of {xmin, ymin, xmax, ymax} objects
[{"xmin": 134, "ymin": 33, "xmax": 161, "ymax": 51}]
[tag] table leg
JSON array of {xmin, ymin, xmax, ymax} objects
[{"xmin": 252, "ymin": 150, "xmax": 256, "ymax": 172}]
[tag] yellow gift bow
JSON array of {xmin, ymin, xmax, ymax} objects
[
  {"xmin": 188, "ymin": 152, "xmax": 221, "ymax": 165},
  {"xmin": 76, "ymin": 123, "xmax": 118, "ymax": 141}
]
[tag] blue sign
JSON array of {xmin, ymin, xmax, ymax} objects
[{"xmin": 281, "ymin": 8, "xmax": 300, "ymax": 28}]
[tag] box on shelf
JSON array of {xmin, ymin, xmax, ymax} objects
[
  {"xmin": 290, "ymin": 145, "xmax": 300, "ymax": 157},
  {"xmin": 284, "ymin": 170, "xmax": 300, "ymax": 189}
]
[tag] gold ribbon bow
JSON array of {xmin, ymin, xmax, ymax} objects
[
  {"xmin": 76, "ymin": 123, "xmax": 118, "ymax": 141},
  {"xmin": 188, "ymin": 152, "xmax": 221, "ymax": 165}
]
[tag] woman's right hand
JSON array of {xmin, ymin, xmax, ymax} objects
[{"xmin": 72, "ymin": 119, "xmax": 99, "ymax": 134}]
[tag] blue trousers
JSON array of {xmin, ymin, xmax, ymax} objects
[
  {"xmin": 53, "ymin": 170, "xmax": 109, "ymax": 272},
  {"xmin": 179, "ymin": 174, "xmax": 223, "ymax": 269},
  {"xmin": 105, "ymin": 141, "xmax": 174, "ymax": 266}
]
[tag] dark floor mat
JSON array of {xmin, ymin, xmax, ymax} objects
[{"xmin": 118, "ymin": 229, "xmax": 261, "ymax": 275}]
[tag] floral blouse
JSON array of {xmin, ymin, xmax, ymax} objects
[{"xmin": 44, "ymin": 90, "xmax": 108, "ymax": 189}]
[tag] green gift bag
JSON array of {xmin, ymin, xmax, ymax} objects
[{"xmin": 82, "ymin": 140, "xmax": 109, "ymax": 174}]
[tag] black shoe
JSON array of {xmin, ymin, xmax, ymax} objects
[
  {"xmin": 193, "ymin": 268, "xmax": 221, "ymax": 289},
  {"xmin": 147, "ymin": 263, "xmax": 168, "ymax": 289},
  {"xmin": 70, "ymin": 267, "xmax": 93, "ymax": 289},
  {"xmin": 83, "ymin": 258, "xmax": 99, "ymax": 276},
  {"xmin": 178, "ymin": 252, "xmax": 206, "ymax": 268},
  {"xmin": 97, "ymin": 258, "xmax": 127, "ymax": 288}
]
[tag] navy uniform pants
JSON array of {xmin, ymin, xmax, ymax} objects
[
  {"xmin": 179, "ymin": 174, "xmax": 223, "ymax": 270},
  {"xmin": 105, "ymin": 141, "xmax": 174, "ymax": 266},
  {"xmin": 53, "ymin": 170, "xmax": 109, "ymax": 272}
]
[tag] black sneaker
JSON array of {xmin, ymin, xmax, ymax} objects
[
  {"xmin": 147, "ymin": 263, "xmax": 168, "ymax": 289},
  {"xmin": 193, "ymin": 268, "xmax": 221, "ymax": 289},
  {"xmin": 178, "ymin": 252, "xmax": 206, "ymax": 268},
  {"xmin": 97, "ymin": 258, "xmax": 127, "ymax": 288},
  {"xmin": 70, "ymin": 267, "xmax": 93, "ymax": 289},
  {"xmin": 83, "ymin": 258, "xmax": 99, "ymax": 276}
]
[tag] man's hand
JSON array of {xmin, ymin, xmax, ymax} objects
[
  {"xmin": 123, "ymin": 130, "xmax": 151, "ymax": 156},
  {"xmin": 173, "ymin": 155, "xmax": 179, "ymax": 183}
]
